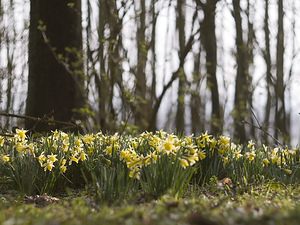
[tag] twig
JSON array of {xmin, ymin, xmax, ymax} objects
[
  {"xmin": 242, "ymin": 109, "xmax": 284, "ymax": 147},
  {"xmin": 0, "ymin": 112, "xmax": 81, "ymax": 130}
]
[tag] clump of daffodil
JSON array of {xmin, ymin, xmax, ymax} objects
[
  {"xmin": 195, "ymin": 132, "xmax": 214, "ymax": 149},
  {"xmin": 81, "ymin": 134, "xmax": 95, "ymax": 145},
  {"xmin": 143, "ymin": 152, "xmax": 158, "ymax": 166},
  {"xmin": 218, "ymin": 135, "xmax": 231, "ymax": 155},
  {"xmin": 120, "ymin": 147, "xmax": 142, "ymax": 179},
  {"xmin": 103, "ymin": 134, "xmax": 120, "ymax": 156},
  {"xmin": 60, "ymin": 159, "xmax": 67, "ymax": 173},
  {"xmin": 148, "ymin": 134, "xmax": 161, "ymax": 149},
  {"xmin": 270, "ymin": 148, "xmax": 280, "ymax": 165},
  {"xmin": 179, "ymin": 145, "xmax": 199, "ymax": 168}
]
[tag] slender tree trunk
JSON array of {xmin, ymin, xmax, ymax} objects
[
  {"xmin": 96, "ymin": 0, "xmax": 110, "ymax": 131},
  {"xmin": 191, "ymin": 49, "xmax": 202, "ymax": 134},
  {"xmin": 246, "ymin": 0, "xmax": 256, "ymax": 139},
  {"xmin": 200, "ymin": 0, "xmax": 221, "ymax": 135},
  {"xmin": 149, "ymin": 0, "xmax": 157, "ymax": 131},
  {"xmin": 275, "ymin": 0, "xmax": 287, "ymax": 143},
  {"xmin": 263, "ymin": 0, "xmax": 272, "ymax": 144},
  {"xmin": 232, "ymin": 0, "xmax": 249, "ymax": 143},
  {"xmin": 134, "ymin": 0, "xmax": 148, "ymax": 130},
  {"xmin": 26, "ymin": 0, "xmax": 84, "ymax": 132},
  {"xmin": 176, "ymin": 0, "xmax": 186, "ymax": 133}
]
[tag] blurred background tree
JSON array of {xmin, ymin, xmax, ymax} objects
[{"xmin": 0, "ymin": 0, "xmax": 298, "ymax": 144}]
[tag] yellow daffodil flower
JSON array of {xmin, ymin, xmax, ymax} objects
[
  {"xmin": 15, "ymin": 128, "xmax": 28, "ymax": 141},
  {"xmin": 0, "ymin": 136, "xmax": 4, "ymax": 147},
  {"xmin": 1, "ymin": 154, "xmax": 10, "ymax": 162},
  {"xmin": 198, "ymin": 150, "xmax": 206, "ymax": 160},
  {"xmin": 47, "ymin": 153, "xmax": 58, "ymax": 162},
  {"xmin": 179, "ymin": 158, "xmax": 189, "ymax": 169}
]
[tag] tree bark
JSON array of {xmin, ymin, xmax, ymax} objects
[
  {"xmin": 263, "ymin": 0, "xmax": 273, "ymax": 144},
  {"xmin": 275, "ymin": 0, "xmax": 288, "ymax": 142},
  {"xmin": 200, "ymin": 0, "xmax": 221, "ymax": 135},
  {"xmin": 134, "ymin": 0, "xmax": 149, "ymax": 130},
  {"xmin": 175, "ymin": 0, "xmax": 186, "ymax": 133},
  {"xmin": 26, "ymin": 0, "xmax": 84, "ymax": 132},
  {"xmin": 232, "ymin": 0, "xmax": 249, "ymax": 143}
]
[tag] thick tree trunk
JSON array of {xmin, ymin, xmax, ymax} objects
[{"xmin": 26, "ymin": 0, "xmax": 84, "ymax": 132}]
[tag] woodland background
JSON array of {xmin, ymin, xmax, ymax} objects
[{"xmin": 0, "ymin": 0, "xmax": 300, "ymax": 145}]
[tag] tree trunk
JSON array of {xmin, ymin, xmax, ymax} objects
[
  {"xmin": 263, "ymin": 0, "xmax": 273, "ymax": 144},
  {"xmin": 26, "ymin": 0, "xmax": 84, "ymax": 132},
  {"xmin": 232, "ymin": 0, "xmax": 249, "ymax": 143},
  {"xmin": 191, "ymin": 49, "xmax": 202, "ymax": 134},
  {"xmin": 275, "ymin": 0, "xmax": 288, "ymax": 143},
  {"xmin": 134, "ymin": 0, "xmax": 149, "ymax": 130},
  {"xmin": 176, "ymin": 0, "xmax": 186, "ymax": 133},
  {"xmin": 200, "ymin": 0, "xmax": 221, "ymax": 135}
]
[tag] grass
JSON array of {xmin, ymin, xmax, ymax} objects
[
  {"xmin": 1, "ymin": 130, "xmax": 300, "ymax": 224},
  {"xmin": 1, "ymin": 183, "xmax": 300, "ymax": 225}
]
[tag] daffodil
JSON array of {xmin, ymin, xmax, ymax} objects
[
  {"xmin": 43, "ymin": 160, "xmax": 54, "ymax": 172},
  {"xmin": 15, "ymin": 142, "xmax": 26, "ymax": 153},
  {"xmin": 283, "ymin": 168, "xmax": 292, "ymax": 175},
  {"xmin": 129, "ymin": 168, "xmax": 140, "ymax": 180},
  {"xmin": 60, "ymin": 158, "xmax": 67, "ymax": 173},
  {"xmin": 200, "ymin": 131, "xmax": 212, "ymax": 143},
  {"xmin": 104, "ymin": 145, "xmax": 113, "ymax": 155},
  {"xmin": 79, "ymin": 151, "xmax": 87, "ymax": 161},
  {"xmin": 247, "ymin": 140, "xmax": 255, "ymax": 150},
  {"xmin": 233, "ymin": 150, "xmax": 243, "ymax": 160},
  {"xmin": 179, "ymin": 158, "xmax": 189, "ymax": 169},
  {"xmin": 246, "ymin": 151, "xmax": 256, "ymax": 162},
  {"xmin": 1, "ymin": 154, "xmax": 10, "ymax": 162},
  {"xmin": 263, "ymin": 158, "xmax": 270, "ymax": 167},
  {"xmin": 47, "ymin": 153, "xmax": 58, "ymax": 162},
  {"xmin": 187, "ymin": 154, "xmax": 199, "ymax": 165},
  {"xmin": 198, "ymin": 150, "xmax": 206, "ymax": 160},
  {"xmin": 69, "ymin": 154, "xmax": 79, "ymax": 165},
  {"xmin": 0, "ymin": 136, "xmax": 5, "ymax": 147},
  {"xmin": 38, "ymin": 152, "xmax": 46, "ymax": 166},
  {"xmin": 60, "ymin": 165, "xmax": 67, "ymax": 173},
  {"xmin": 15, "ymin": 128, "xmax": 28, "ymax": 141},
  {"xmin": 218, "ymin": 135, "xmax": 230, "ymax": 146},
  {"xmin": 222, "ymin": 156, "xmax": 229, "ymax": 166},
  {"xmin": 81, "ymin": 134, "xmax": 95, "ymax": 144}
]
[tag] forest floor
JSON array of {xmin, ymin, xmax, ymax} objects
[{"xmin": 1, "ymin": 183, "xmax": 300, "ymax": 225}]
